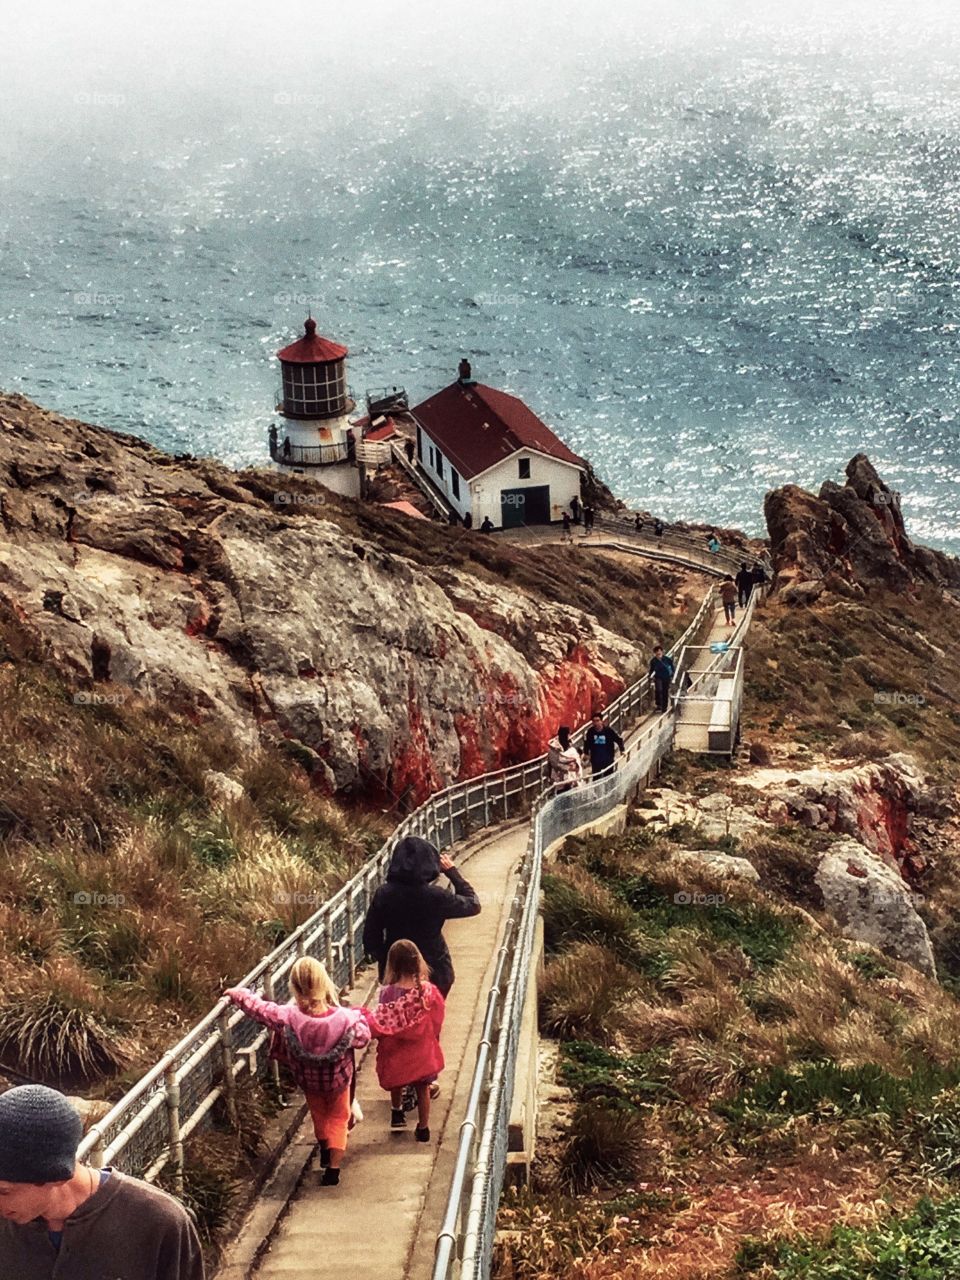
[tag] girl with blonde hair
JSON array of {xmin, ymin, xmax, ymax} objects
[{"xmin": 226, "ymin": 956, "xmax": 368, "ymax": 1186}]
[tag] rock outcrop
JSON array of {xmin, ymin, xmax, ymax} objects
[
  {"xmin": 0, "ymin": 395, "xmax": 639, "ymax": 802},
  {"xmin": 815, "ymin": 838, "xmax": 936, "ymax": 977},
  {"xmin": 764, "ymin": 453, "xmax": 960, "ymax": 600}
]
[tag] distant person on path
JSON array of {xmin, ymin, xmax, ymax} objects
[
  {"xmin": 405, "ymin": 437, "xmax": 415, "ymax": 463},
  {"xmin": 752, "ymin": 561, "xmax": 767, "ymax": 593},
  {"xmin": 570, "ymin": 494, "xmax": 581, "ymax": 524},
  {"xmin": 282, "ymin": 435, "xmax": 291, "ymax": 459},
  {"xmin": 226, "ymin": 958, "xmax": 380, "ymax": 1186},
  {"xmin": 582, "ymin": 712, "xmax": 625, "ymax": 780},
  {"xmin": 583, "ymin": 505, "xmax": 595, "ymax": 532},
  {"xmin": 634, "ymin": 513, "xmax": 643, "ymax": 533},
  {"xmin": 363, "ymin": 836, "xmax": 481, "ymax": 999},
  {"xmin": 561, "ymin": 510, "xmax": 573, "ymax": 542},
  {"xmin": 649, "ymin": 644, "xmax": 675, "ymax": 713},
  {"xmin": 463, "ymin": 511, "xmax": 473, "ymax": 529},
  {"xmin": 653, "ymin": 517, "xmax": 665, "ymax": 538},
  {"xmin": 480, "ymin": 515, "xmax": 495, "ymax": 533},
  {"xmin": 376, "ymin": 940, "xmax": 445, "ymax": 1141},
  {"xmin": 548, "ymin": 725, "xmax": 583, "ymax": 791},
  {"xmin": 707, "ymin": 534, "xmax": 721, "ymax": 554},
  {"xmin": 735, "ymin": 562, "xmax": 754, "ymax": 608},
  {"xmin": 0, "ymin": 1085, "xmax": 204, "ymax": 1279},
  {"xmin": 720, "ymin": 575, "xmax": 738, "ymax": 625}
]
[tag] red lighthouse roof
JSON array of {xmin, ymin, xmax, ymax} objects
[{"xmin": 276, "ymin": 317, "xmax": 348, "ymax": 364}]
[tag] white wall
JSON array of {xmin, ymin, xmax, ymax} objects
[
  {"xmin": 469, "ymin": 452, "xmax": 583, "ymax": 529},
  {"xmin": 418, "ymin": 430, "xmax": 470, "ymax": 519}
]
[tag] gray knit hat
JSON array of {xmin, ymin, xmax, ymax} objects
[{"xmin": 0, "ymin": 1086, "xmax": 83, "ymax": 1183}]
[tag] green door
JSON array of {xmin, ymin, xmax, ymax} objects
[{"xmin": 500, "ymin": 485, "xmax": 550, "ymax": 528}]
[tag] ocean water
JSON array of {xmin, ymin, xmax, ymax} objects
[{"xmin": 2, "ymin": 0, "xmax": 959, "ymax": 553}]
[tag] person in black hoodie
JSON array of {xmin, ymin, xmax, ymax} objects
[{"xmin": 362, "ymin": 836, "xmax": 481, "ymax": 998}]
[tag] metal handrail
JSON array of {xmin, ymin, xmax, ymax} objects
[{"xmin": 74, "ymin": 539, "xmax": 755, "ymax": 1211}]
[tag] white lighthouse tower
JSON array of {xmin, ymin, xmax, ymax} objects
[{"xmin": 269, "ymin": 317, "xmax": 360, "ymax": 498}]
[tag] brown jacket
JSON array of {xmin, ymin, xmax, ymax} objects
[
  {"xmin": 0, "ymin": 1169, "xmax": 203, "ymax": 1280},
  {"xmin": 719, "ymin": 580, "xmax": 738, "ymax": 605}
]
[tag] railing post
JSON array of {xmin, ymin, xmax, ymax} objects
[
  {"xmin": 447, "ymin": 792, "xmax": 455, "ymax": 846},
  {"xmin": 263, "ymin": 973, "xmax": 282, "ymax": 1092},
  {"xmin": 323, "ymin": 908, "xmax": 335, "ymax": 978},
  {"xmin": 86, "ymin": 1126, "xmax": 105, "ymax": 1171},
  {"xmin": 502, "ymin": 773, "xmax": 509, "ymax": 821},
  {"xmin": 218, "ymin": 1007, "xmax": 239, "ymax": 1128},
  {"xmin": 345, "ymin": 896, "xmax": 356, "ymax": 987},
  {"xmin": 164, "ymin": 1063, "xmax": 185, "ymax": 1196},
  {"xmin": 483, "ymin": 780, "xmax": 491, "ymax": 827}
]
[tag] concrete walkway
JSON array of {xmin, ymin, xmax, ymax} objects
[
  {"xmin": 221, "ymin": 541, "xmax": 741, "ymax": 1280},
  {"xmin": 246, "ymin": 824, "xmax": 528, "ymax": 1280}
]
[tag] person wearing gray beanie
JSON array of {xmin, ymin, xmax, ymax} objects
[{"xmin": 0, "ymin": 1085, "xmax": 203, "ymax": 1279}]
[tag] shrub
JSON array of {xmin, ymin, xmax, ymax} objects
[
  {"xmin": 540, "ymin": 943, "xmax": 637, "ymax": 1041},
  {"xmin": 0, "ymin": 988, "xmax": 134, "ymax": 1082},
  {"xmin": 562, "ymin": 1101, "xmax": 645, "ymax": 1191},
  {"xmin": 541, "ymin": 871, "xmax": 638, "ymax": 962}
]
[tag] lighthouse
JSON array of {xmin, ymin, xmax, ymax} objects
[{"xmin": 270, "ymin": 317, "xmax": 360, "ymax": 498}]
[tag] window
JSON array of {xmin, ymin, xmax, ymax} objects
[
  {"xmin": 417, "ymin": 426, "xmax": 423, "ymax": 458},
  {"xmin": 436, "ymin": 451, "xmax": 444, "ymax": 481},
  {"xmin": 518, "ymin": 457, "xmax": 531, "ymax": 479},
  {"xmin": 429, "ymin": 446, "xmax": 435, "ymax": 468},
  {"xmin": 451, "ymin": 469, "xmax": 460, "ymax": 499}
]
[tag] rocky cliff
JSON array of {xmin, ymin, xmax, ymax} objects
[
  {"xmin": 0, "ymin": 395, "xmax": 672, "ymax": 804},
  {"xmin": 764, "ymin": 453, "xmax": 960, "ymax": 603}
]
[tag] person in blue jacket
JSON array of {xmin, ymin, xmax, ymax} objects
[
  {"xmin": 582, "ymin": 712, "xmax": 625, "ymax": 780},
  {"xmin": 649, "ymin": 644, "xmax": 675, "ymax": 713}
]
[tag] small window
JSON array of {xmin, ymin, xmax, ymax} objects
[
  {"xmin": 417, "ymin": 426, "xmax": 423, "ymax": 459},
  {"xmin": 429, "ymin": 446, "xmax": 435, "ymax": 468},
  {"xmin": 518, "ymin": 457, "xmax": 531, "ymax": 479},
  {"xmin": 451, "ymin": 469, "xmax": 460, "ymax": 499},
  {"xmin": 437, "ymin": 451, "xmax": 444, "ymax": 480}
]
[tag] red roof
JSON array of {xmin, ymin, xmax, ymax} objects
[
  {"xmin": 410, "ymin": 382, "xmax": 584, "ymax": 481},
  {"xmin": 366, "ymin": 418, "xmax": 400, "ymax": 442},
  {"xmin": 277, "ymin": 317, "xmax": 348, "ymax": 364},
  {"xmin": 380, "ymin": 500, "xmax": 429, "ymax": 520}
]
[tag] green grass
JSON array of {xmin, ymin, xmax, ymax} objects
[
  {"xmin": 719, "ymin": 1060, "xmax": 960, "ymax": 1126},
  {"xmin": 559, "ymin": 1040, "xmax": 675, "ymax": 1108},
  {"xmin": 736, "ymin": 1195, "xmax": 960, "ymax": 1279}
]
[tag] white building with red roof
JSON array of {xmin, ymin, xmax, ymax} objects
[{"xmin": 411, "ymin": 377, "xmax": 585, "ymax": 529}]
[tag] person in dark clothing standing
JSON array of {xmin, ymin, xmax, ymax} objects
[
  {"xmin": 362, "ymin": 836, "xmax": 480, "ymax": 998},
  {"xmin": 582, "ymin": 713, "xmax": 625, "ymax": 779},
  {"xmin": 480, "ymin": 516, "xmax": 494, "ymax": 533},
  {"xmin": 653, "ymin": 517, "xmax": 664, "ymax": 538},
  {"xmin": 458, "ymin": 357, "xmax": 472, "ymax": 382},
  {"xmin": 735, "ymin": 562, "xmax": 753, "ymax": 608},
  {"xmin": 570, "ymin": 494, "xmax": 581, "ymax": 524},
  {"xmin": 649, "ymin": 644, "xmax": 675, "ymax": 713},
  {"xmin": 583, "ymin": 505, "xmax": 595, "ymax": 532},
  {"xmin": 752, "ymin": 561, "xmax": 767, "ymax": 592},
  {"xmin": 405, "ymin": 437, "xmax": 415, "ymax": 463}
]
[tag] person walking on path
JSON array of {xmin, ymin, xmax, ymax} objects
[
  {"xmin": 649, "ymin": 644, "xmax": 675, "ymax": 713},
  {"xmin": 561, "ymin": 510, "xmax": 573, "ymax": 543},
  {"xmin": 719, "ymin": 575, "xmax": 738, "ymax": 625},
  {"xmin": 583, "ymin": 505, "xmax": 595, "ymax": 533},
  {"xmin": 570, "ymin": 494, "xmax": 581, "ymax": 524},
  {"xmin": 582, "ymin": 712, "xmax": 625, "ymax": 780},
  {"xmin": 548, "ymin": 725, "xmax": 583, "ymax": 791},
  {"xmin": 225, "ymin": 957, "xmax": 421, "ymax": 1185},
  {"xmin": 0, "ymin": 1085, "xmax": 204, "ymax": 1279},
  {"xmin": 363, "ymin": 836, "xmax": 481, "ymax": 999},
  {"xmin": 707, "ymin": 534, "xmax": 721, "ymax": 554},
  {"xmin": 405, "ymin": 437, "xmax": 415, "ymax": 463},
  {"xmin": 751, "ymin": 561, "xmax": 767, "ymax": 593},
  {"xmin": 735, "ymin": 562, "xmax": 754, "ymax": 608},
  {"xmin": 653, "ymin": 517, "xmax": 665, "ymax": 538},
  {"xmin": 376, "ymin": 940, "xmax": 445, "ymax": 1141},
  {"xmin": 634, "ymin": 513, "xmax": 643, "ymax": 533}
]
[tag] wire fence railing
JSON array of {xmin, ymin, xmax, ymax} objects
[{"xmin": 74, "ymin": 536, "xmax": 758, "ymax": 1232}]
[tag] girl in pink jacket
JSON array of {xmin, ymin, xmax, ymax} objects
[{"xmin": 376, "ymin": 940, "xmax": 445, "ymax": 1142}]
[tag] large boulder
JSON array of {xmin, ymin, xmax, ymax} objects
[
  {"xmin": 815, "ymin": 838, "xmax": 936, "ymax": 977},
  {"xmin": 764, "ymin": 453, "xmax": 960, "ymax": 597}
]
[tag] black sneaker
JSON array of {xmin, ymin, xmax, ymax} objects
[
  {"xmin": 318, "ymin": 1145, "xmax": 331, "ymax": 1168},
  {"xmin": 321, "ymin": 1167, "xmax": 341, "ymax": 1186},
  {"xmin": 391, "ymin": 1108, "xmax": 406, "ymax": 1129},
  {"xmin": 415, "ymin": 1126, "xmax": 430, "ymax": 1143}
]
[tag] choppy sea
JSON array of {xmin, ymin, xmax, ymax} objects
[{"xmin": 2, "ymin": 0, "xmax": 959, "ymax": 552}]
